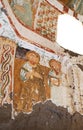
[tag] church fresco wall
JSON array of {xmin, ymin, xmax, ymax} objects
[
  {"xmin": 0, "ymin": 0, "xmax": 83, "ymax": 121},
  {"xmin": 0, "ymin": 0, "xmax": 62, "ymax": 116}
]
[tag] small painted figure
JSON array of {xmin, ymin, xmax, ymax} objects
[
  {"xmin": 48, "ymin": 59, "xmax": 61, "ymax": 87},
  {"xmin": 48, "ymin": 59, "xmax": 62, "ymax": 104}
]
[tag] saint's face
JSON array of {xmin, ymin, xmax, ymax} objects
[
  {"xmin": 28, "ymin": 53, "xmax": 39, "ymax": 66},
  {"xmin": 50, "ymin": 60, "xmax": 61, "ymax": 73}
]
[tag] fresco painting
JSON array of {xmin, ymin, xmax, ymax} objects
[
  {"xmin": 67, "ymin": 0, "xmax": 83, "ymax": 15},
  {"xmin": 9, "ymin": 0, "xmax": 39, "ymax": 27},
  {"xmin": 0, "ymin": 0, "xmax": 62, "ymax": 115},
  {"xmin": 59, "ymin": 0, "xmax": 83, "ymax": 15},
  {"xmin": 0, "ymin": 1, "xmax": 83, "ymax": 129},
  {"xmin": 0, "ymin": 37, "xmax": 16, "ymax": 106},
  {"xmin": 13, "ymin": 46, "xmax": 62, "ymax": 113},
  {"xmin": 34, "ymin": 0, "xmax": 61, "ymax": 42},
  {"xmin": 6, "ymin": 0, "xmax": 61, "ymax": 42}
]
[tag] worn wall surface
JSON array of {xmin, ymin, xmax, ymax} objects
[
  {"xmin": 58, "ymin": 0, "xmax": 83, "ymax": 15},
  {"xmin": 0, "ymin": 0, "xmax": 83, "ymax": 130}
]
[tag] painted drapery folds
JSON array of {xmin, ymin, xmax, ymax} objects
[
  {"xmin": 0, "ymin": 37, "xmax": 16, "ymax": 106},
  {"xmin": 13, "ymin": 46, "xmax": 63, "ymax": 113},
  {"xmin": 10, "ymin": 0, "xmax": 40, "ymax": 27},
  {"xmin": 14, "ymin": 48, "xmax": 51, "ymax": 113}
]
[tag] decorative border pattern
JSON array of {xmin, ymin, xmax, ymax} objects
[{"xmin": 0, "ymin": 37, "xmax": 16, "ymax": 106}]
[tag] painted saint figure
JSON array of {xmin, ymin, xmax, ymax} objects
[
  {"xmin": 48, "ymin": 59, "xmax": 62, "ymax": 105},
  {"xmin": 48, "ymin": 59, "xmax": 61, "ymax": 86},
  {"xmin": 17, "ymin": 51, "xmax": 47, "ymax": 112}
]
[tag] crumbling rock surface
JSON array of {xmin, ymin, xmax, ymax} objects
[
  {"xmin": 0, "ymin": 104, "xmax": 11, "ymax": 124},
  {"xmin": 0, "ymin": 100, "xmax": 83, "ymax": 130},
  {"xmin": 64, "ymin": 49, "xmax": 80, "ymax": 57},
  {"xmin": 77, "ymin": 64, "xmax": 83, "ymax": 71}
]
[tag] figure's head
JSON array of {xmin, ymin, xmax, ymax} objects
[
  {"xmin": 26, "ymin": 51, "xmax": 40, "ymax": 65},
  {"xmin": 49, "ymin": 59, "xmax": 61, "ymax": 73}
]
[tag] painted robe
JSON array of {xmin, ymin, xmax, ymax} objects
[{"xmin": 16, "ymin": 61, "xmax": 49, "ymax": 112}]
